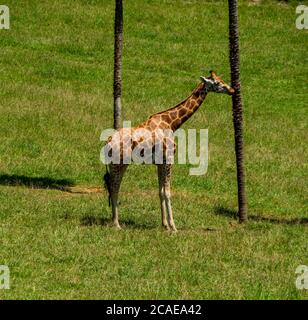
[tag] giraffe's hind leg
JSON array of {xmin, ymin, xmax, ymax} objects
[{"xmin": 109, "ymin": 164, "xmax": 128, "ymax": 229}]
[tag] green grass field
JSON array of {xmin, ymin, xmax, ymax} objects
[{"xmin": 0, "ymin": 0, "xmax": 307, "ymax": 299}]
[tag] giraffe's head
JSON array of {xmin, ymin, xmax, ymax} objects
[{"xmin": 200, "ymin": 71, "xmax": 235, "ymax": 95}]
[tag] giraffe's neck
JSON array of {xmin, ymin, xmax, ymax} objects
[{"xmin": 159, "ymin": 82, "xmax": 208, "ymax": 131}]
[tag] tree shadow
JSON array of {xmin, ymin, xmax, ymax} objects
[
  {"xmin": 80, "ymin": 215, "xmax": 155, "ymax": 230},
  {"xmin": 0, "ymin": 174, "xmax": 74, "ymax": 191},
  {"xmin": 214, "ymin": 206, "xmax": 308, "ymax": 225}
]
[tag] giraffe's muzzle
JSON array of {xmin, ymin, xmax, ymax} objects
[{"xmin": 227, "ymin": 86, "xmax": 235, "ymax": 95}]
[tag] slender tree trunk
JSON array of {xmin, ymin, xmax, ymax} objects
[
  {"xmin": 228, "ymin": 0, "xmax": 248, "ymax": 222},
  {"xmin": 113, "ymin": 0, "xmax": 123, "ymax": 130}
]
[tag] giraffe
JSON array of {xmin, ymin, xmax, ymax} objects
[{"xmin": 103, "ymin": 71, "xmax": 235, "ymax": 231}]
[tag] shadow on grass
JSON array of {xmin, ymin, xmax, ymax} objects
[
  {"xmin": 0, "ymin": 174, "xmax": 74, "ymax": 191},
  {"xmin": 214, "ymin": 206, "xmax": 308, "ymax": 225},
  {"xmin": 80, "ymin": 215, "xmax": 155, "ymax": 230}
]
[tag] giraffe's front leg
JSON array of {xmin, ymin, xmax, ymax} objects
[
  {"xmin": 164, "ymin": 183, "xmax": 177, "ymax": 232},
  {"xmin": 160, "ymin": 191, "xmax": 169, "ymax": 230},
  {"xmin": 157, "ymin": 165, "xmax": 169, "ymax": 230},
  {"xmin": 158, "ymin": 164, "xmax": 177, "ymax": 232}
]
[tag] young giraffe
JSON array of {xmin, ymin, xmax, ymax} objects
[{"xmin": 104, "ymin": 71, "xmax": 235, "ymax": 231}]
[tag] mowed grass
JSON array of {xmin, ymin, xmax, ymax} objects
[{"xmin": 0, "ymin": 0, "xmax": 307, "ymax": 299}]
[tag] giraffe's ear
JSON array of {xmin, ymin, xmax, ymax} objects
[{"xmin": 209, "ymin": 70, "xmax": 217, "ymax": 78}]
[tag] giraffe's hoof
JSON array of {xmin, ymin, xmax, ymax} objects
[
  {"xmin": 170, "ymin": 226, "xmax": 178, "ymax": 233},
  {"xmin": 113, "ymin": 221, "xmax": 122, "ymax": 230},
  {"xmin": 162, "ymin": 223, "xmax": 170, "ymax": 231}
]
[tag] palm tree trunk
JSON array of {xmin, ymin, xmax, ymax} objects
[
  {"xmin": 113, "ymin": 0, "xmax": 123, "ymax": 130},
  {"xmin": 228, "ymin": 0, "xmax": 248, "ymax": 222}
]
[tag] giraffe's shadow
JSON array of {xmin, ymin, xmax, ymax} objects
[
  {"xmin": 80, "ymin": 215, "xmax": 156, "ymax": 230},
  {"xmin": 80, "ymin": 215, "xmax": 220, "ymax": 233}
]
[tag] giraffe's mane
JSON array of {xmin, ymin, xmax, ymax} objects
[{"xmin": 148, "ymin": 82, "xmax": 204, "ymax": 119}]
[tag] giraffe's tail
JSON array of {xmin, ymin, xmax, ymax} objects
[{"xmin": 103, "ymin": 165, "xmax": 111, "ymax": 207}]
